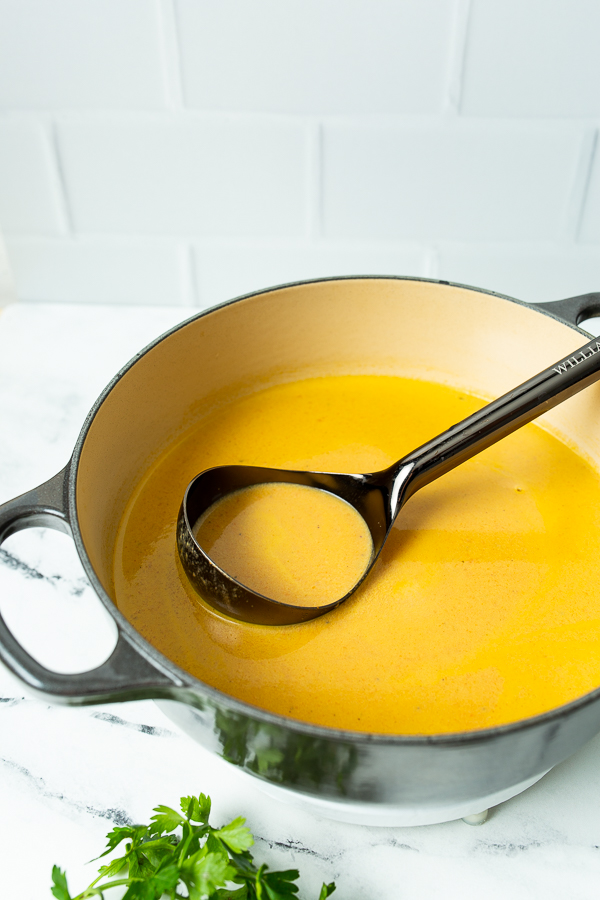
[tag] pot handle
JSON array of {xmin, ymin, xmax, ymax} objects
[
  {"xmin": 0, "ymin": 466, "xmax": 183, "ymax": 705},
  {"xmin": 530, "ymin": 292, "xmax": 600, "ymax": 328}
]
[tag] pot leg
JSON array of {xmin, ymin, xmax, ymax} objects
[{"xmin": 462, "ymin": 809, "xmax": 489, "ymax": 826}]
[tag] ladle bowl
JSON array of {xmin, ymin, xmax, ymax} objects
[{"xmin": 179, "ymin": 330, "xmax": 600, "ymax": 624}]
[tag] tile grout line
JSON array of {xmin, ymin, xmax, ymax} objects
[
  {"xmin": 568, "ymin": 128, "xmax": 598, "ymax": 244},
  {"xmin": 156, "ymin": 0, "xmax": 186, "ymax": 111},
  {"xmin": 46, "ymin": 119, "xmax": 74, "ymax": 235},
  {"xmin": 444, "ymin": 0, "xmax": 472, "ymax": 116},
  {"xmin": 426, "ymin": 245, "xmax": 441, "ymax": 280},
  {"xmin": 306, "ymin": 120, "xmax": 322, "ymax": 242},
  {"xmin": 186, "ymin": 241, "xmax": 201, "ymax": 307}
]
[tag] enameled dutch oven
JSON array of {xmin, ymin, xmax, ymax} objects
[{"xmin": 2, "ymin": 277, "xmax": 600, "ymax": 827}]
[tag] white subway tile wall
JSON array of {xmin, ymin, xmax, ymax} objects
[
  {"xmin": 579, "ymin": 144, "xmax": 600, "ymax": 243},
  {"xmin": 322, "ymin": 122, "xmax": 584, "ymax": 240},
  {"xmin": 461, "ymin": 0, "xmax": 600, "ymax": 118},
  {"xmin": 0, "ymin": 0, "xmax": 166, "ymax": 110},
  {"xmin": 176, "ymin": 0, "xmax": 456, "ymax": 114},
  {"xmin": 57, "ymin": 118, "xmax": 308, "ymax": 236},
  {"xmin": 438, "ymin": 245, "xmax": 600, "ymax": 303},
  {"xmin": 0, "ymin": 0, "xmax": 598, "ymax": 307},
  {"xmin": 0, "ymin": 121, "xmax": 65, "ymax": 234},
  {"xmin": 5, "ymin": 238, "xmax": 191, "ymax": 305}
]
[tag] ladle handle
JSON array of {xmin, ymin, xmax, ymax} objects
[{"xmin": 396, "ymin": 333, "xmax": 600, "ymax": 506}]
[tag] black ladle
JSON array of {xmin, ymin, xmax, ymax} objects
[{"xmin": 177, "ymin": 334, "xmax": 600, "ymax": 625}]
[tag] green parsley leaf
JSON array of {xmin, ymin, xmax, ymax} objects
[
  {"xmin": 127, "ymin": 850, "xmax": 142, "ymax": 880},
  {"xmin": 137, "ymin": 836, "xmax": 178, "ymax": 870},
  {"xmin": 50, "ymin": 866, "xmax": 72, "ymax": 900},
  {"xmin": 123, "ymin": 862, "xmax": 181, "ymax": 900},
  {"xmin": 214, "ymin": 816, "xmax": 254, "ymax": 854},
  {"xmin": 121, "ymin": 881, "xmax": 156, "ymax": 900},
  {"xmin": 181, "ymin": 842, "xmax": 239, "ymax": 899},
  {"xmin": 181, "ymin": 792, "xmax": 212, "ymax": 823},
  {"xmin": 214, "ymin": 888, "xmax": 248, "ymax": 899},
  {"xmin": 51, "ymin": 791, "xmax": 335, "ymax": 900},
  {"xmin": 96, "ymin": 825, "xmax": 143, "ymax": 859},
  {"xmin": 152, "ymin": 861, "xmax": 183, "ymax": 893},
  {"xmin": 194, "ymin": 850, "xmax": 238, "ymax": 896},
  {"xmin": 256, "ymin": 863, "xmax": 300, "ymax": 900},
  {"xmin": 206, "ymin": 831, "xmax": 232, "ymax": 862},
  {"xmin": 227, "ymin": 848, "xmax": 258, "ymax": 879},
  {"xmin": 148, "ymin": 804, "xmax": 185, "ymax": 836},
  {"xmin": 97, "ymin": 856, "xmax": 128, "ymax": 879}
]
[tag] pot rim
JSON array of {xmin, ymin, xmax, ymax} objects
[{"xmin": 68, "ymin": 274, "xmax": 600, "ymax": 747}]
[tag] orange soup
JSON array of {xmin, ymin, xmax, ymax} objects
[
  {"xmin": 194, "ymin": 483, "xmax": 373, "ymax": 608},
  {"xmin": 113, "ymin": 375, "xmax": 600, "ymax": 734}
]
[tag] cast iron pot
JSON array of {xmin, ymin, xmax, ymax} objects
[{"xmin": 2, "ymin": 277, "xmax": 600, "ymax": 826}]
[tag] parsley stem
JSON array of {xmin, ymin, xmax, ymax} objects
[
  {"xmin": 76, "ymin": 877, "xmax": 140, "ymax": 898},
  {"xmin": 177, "ymin": 821, "xmax": 194, "ymax": 866}
]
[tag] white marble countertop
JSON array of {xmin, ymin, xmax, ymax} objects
[{"xmin": 3, "ymin": 301, "xmax": 600, "ymax": 900}]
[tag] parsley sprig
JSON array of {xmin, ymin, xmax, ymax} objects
[{"xmin": 51, "ymin": 792, "xmax": 336, "ymax": 900}]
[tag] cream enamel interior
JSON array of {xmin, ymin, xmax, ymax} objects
[{"xmin": 75, "ymin": 278, "xmax": 600, "ymax": 605}]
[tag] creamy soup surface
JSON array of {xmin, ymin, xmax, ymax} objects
[
  {"xmin": 113, "ymin": 375, "xmax": 600, "ymax": 734},
  {"xmin": 194, "ymin": 482, "xmax": 373, "ymax": 607}
]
